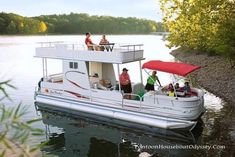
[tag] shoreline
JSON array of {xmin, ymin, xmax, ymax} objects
[{"xmin": 171, "ymin": 49, "xmax": 235, "ymax": 105}]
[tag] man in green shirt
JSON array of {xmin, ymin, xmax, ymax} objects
[{"xmin": 145, "ymin": 71, "xmax": 161, "ymax": 91}]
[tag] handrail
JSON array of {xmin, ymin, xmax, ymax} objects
[
  {"xmin": 120, "ymin": 44, "xmax": 143, "ymax": 47},
  {"xmin": 122, "ymin": 93, "xmax": 143, "ymax": 110},
  {"xmin": 65, "ymin": 43, "xmax": 86, "ymax": 50},
  {"xmin": 37, "ymin": 42, "xmax": 85, "ymax": 50},
  {"xmin": 118, "ymin": 44, "xmax": 143, "ymax": 52},
  {"xmin": 49, "ymin": 73, "xmax": 63, "ymax": 77},
  {"xmin": 37, "ymin": 41, "xmax": 64, "ymax": 47},
  {"xmin": 37, "ymin": 42, "xmax": 143, "ymax": 53},
  {"xmin": 37, "ymin": 41, "xmax": 64, "ymax": 44}
]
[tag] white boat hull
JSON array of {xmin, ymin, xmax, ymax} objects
[{"xmin": 35, "ymin": 94, "xmax": 197, "ymax": 130}]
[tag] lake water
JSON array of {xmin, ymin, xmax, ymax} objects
[{"xmin": 0, "ymin": 35, "xmax": 234, "ymax": 157}]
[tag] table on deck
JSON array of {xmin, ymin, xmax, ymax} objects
[{"xmin": 99, "ymin": 43, "xmax": 115, "ymax": 52}]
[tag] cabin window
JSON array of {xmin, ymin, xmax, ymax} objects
[
  {"xmin": 74, "ymin": 62, "xmax": 78, "ymax": 69},
  {"xmin": 69, "ymin": 62, "xmax": 73, "ymax": 68},
  {"xmin": 69, "ymin": 62, "xmax": 78, "ymax": 69}
]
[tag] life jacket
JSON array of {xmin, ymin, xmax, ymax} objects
[{"xmin": 169, "ymin": 91, "xmax": 175, "ymax": 97}]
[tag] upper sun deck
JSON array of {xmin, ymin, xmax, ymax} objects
[{"xmin": 35, "ymin": 42, "xmax": 144, "ymax": 63}]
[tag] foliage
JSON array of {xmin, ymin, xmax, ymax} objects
[
  {"xmin": 38, "ymin": 21, "xmax": 47, "ymax": 33},
  {"xmin": 34, "ymin": 13, "xmax": 160, "ymax": 34},
  {"xmin": 0, "ymin": 80, "xmax": 45, "ymax": 157},
  {"xmin": 160, "ymin": 0, "xmax": 235, "ymax": 60},
  {"xmin": 0, "ymin": 13, "xmax": 42, "ymax": 34},
  {"xmin": 0, "ymin": 80, "xmax": 16, "ymax": 101},
  {"xmin": 0, "ymin": 12, "xmax": 164, "ymax": 35}
]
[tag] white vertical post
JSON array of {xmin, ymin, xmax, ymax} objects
[
  {"xmin": 172, "ymin": 75, "xmax": 178, "ymax": 98},
  {"xmin": 139, "ymin": 60, "xmax": 143, "ymax": 84},
  {"xmin": 45, "ymin": 58, "xmax": 48, "ymax": 77},
  {"xmin": 42, "ymin": 58, "xmax": 45, "ymax": 78},
  {"xmin": 117, "ymin": 64, "xmax": 121, "ymax": 92}
]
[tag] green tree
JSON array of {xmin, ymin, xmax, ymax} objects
[
  {"xmin": 0, "ymin": 17, "xmax": 6, "ymax": 34},
  {"xmin": 160, "ymin": 0, "xmax": 235, "ymax": 62},
  {"xmin": 0, "ymin": 12, "xmax": 165, "ymax": 35},
  {"xmin": 17, "ymin": 21, "xmax": 24, "ymax": 34},
  {"xmin": 6, "ymin": 21, "xmax": 17, "ymax": 34}
]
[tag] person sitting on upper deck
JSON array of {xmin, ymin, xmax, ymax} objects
[
  {"xmin": 85, "ymin": 32, "xmax": 100, "ymax": 51},
  {"xmin": 99, "ymin": 35, "xmax": 110, "ymax": 51},
  {"xmin": 119, "ymin": 68, "xmax": 132, "ymax": 99},
  {"xmin": 145, "ymin": 71, "xmax": 161, "ymax": 91}
]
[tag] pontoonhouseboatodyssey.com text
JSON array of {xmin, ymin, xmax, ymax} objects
[{"xmin": 138, "ymin": 144, "xmax": 226, "ymax": 150}]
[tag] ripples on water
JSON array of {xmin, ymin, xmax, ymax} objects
[{"xmin": 0, "ymin": 35, "xmax": 234, "ymax": 157}]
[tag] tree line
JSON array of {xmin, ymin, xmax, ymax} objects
[
  {"xmin": 0, "ymin": 12, "xmax": 164, "ymax": 35},
  {"xmin": 160, "ymin": 0, "xmax": 235, "ymax": 61},
  {"xmin": 0, "ymin": 12, "xmax": 47, "ymax": 34}
]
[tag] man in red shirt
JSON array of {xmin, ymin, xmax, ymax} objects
[
  {"xmin": 85, "ymin": 32, "xmax": 99, "ymax": 51},
  {"xmin": 85, "ymin": 32, "xmax": 93, "ymax": 50},
  {"xmin": 119, "ymin": 68, "xmax": 132, "ymax": 99}
]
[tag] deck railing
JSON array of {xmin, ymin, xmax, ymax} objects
[
  {"xmin": 119, "ymin": 44, "xmax": 143, "ymax": 52},
  {"xmin": 38, "ymin": 41, "xmax": 64, "ymax": 47},
  {"xmin": 37, "ymin": 42, "xmax": 143, "ymax": 52},
  {"xmin": 122, "ymin": 93, "xmax": 143, "ymax": 110}
]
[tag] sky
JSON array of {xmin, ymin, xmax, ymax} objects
[{"xmin": 0, "ymin": 0, "xmax": 162, "ymax": 22}]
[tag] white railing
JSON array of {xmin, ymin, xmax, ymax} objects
[
  {"xmin": 38, "ymin": 41, "xmax": 64, "ymax": 47},
  {"xmin": 36, "ymin": 42, "xmax": 144, "ymax": 63},
  {"xmin": 122, "ymin": 93, "xmax": 143, "ymax": 110},
  {"xmin": 119, "ymin": 44, "xmax": 143, "ymax": 52},
  {"xmin": 37, "ymin": 42, "xmax": 143, "ymax": 52},
  {"xmin": 63, "ymin": 43, "xmax": 86, "ymax": 51},
  {"xmin": 38, "ymin": 42, "xmax": 86, "ymax": 50}
]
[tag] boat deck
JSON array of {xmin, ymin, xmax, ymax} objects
[{"xmin": 35, "ymin": 42, "xmax": 144, "ymax": 63}]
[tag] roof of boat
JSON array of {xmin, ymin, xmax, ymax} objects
[
  {"xmin": 142, "ymin": 60, "xmax": 200, "ymax": 76},
  {"xmin": 35, "ymin": 42, "xmax": 144, "ymax": 64}
]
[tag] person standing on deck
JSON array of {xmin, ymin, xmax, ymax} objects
[
  {"xmin": 145, "ymin": 71, "xmax": 161, "ymax": 91},
  {"xmin": 119, "ymin": 68, "xmax": 132, "ymax": 99}
]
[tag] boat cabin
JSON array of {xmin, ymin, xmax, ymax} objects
[{"xmin": 35, "ymin": 42, "xmax": 145, "ymax": 102}]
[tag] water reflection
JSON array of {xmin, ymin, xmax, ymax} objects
[
  {"xmin": 199, "ymin": 102, "xmax": 235, "ymax": 157},
  {"xmin": 36, "ymin": 104, "xmax": 204, "ymax": 157}
]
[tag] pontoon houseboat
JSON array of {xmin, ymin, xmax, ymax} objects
[{"xmin": 34, "ymin": 42, "xmax": 205, "ymax": 130}]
